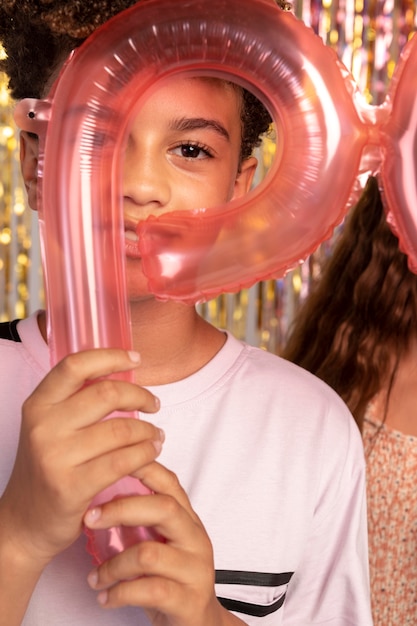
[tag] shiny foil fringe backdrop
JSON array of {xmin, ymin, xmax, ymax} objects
[{"xmin": 1, "ymin": 1, "xmax": 416, "ymax": 349}]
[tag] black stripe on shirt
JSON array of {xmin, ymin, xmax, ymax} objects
[
  {"xmin": 215, "ymin": 570, "xmax": 294, "ymax": 617},
  {"xmin": 216, "ymin": 570, "xmax": 293, "ymax": 586},
  {"xmin": 217, "ymin": 593, "xmax": 287, "ymax": 617}
]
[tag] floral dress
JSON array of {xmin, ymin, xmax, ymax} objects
[{"xmin": 363, "ymin": 404, "xmax": 417, "ymax": 626}]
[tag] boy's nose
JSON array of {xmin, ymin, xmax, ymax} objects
[{"xmin": 123, "ymin": 149, "xmax": 171, "ymax": 214}]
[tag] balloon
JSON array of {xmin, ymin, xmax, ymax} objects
[
  {"xmin": 13, "ymin": 0, "xmax": 417, "ymax": 562},
  {"xmin": 380, "ymin": 34, "xmax": 417, "ymax": 274}
]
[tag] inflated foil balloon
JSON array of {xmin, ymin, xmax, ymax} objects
[
  {"xmin": 379, "ymin": 36, "xmax": 417, "ymax": 274},
  {"xmin": 13, "ymin": 0, "xmax": 417, "ymax": 563}
]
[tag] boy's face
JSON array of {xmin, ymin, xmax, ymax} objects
[
  {"xmin": 20, "ymin": 74, "xmax": 257, "ymax": 302},
  {"xmin": 123, "ymin": 74, "xmax": 257, "ymax": 301}
]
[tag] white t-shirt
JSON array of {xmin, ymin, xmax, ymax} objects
[{"xmin": 0, "ymin": 312, "xmax": 373, "ymax": 625}]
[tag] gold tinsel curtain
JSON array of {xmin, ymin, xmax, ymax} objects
[{"xmin": 1, "ymin": 0, "xmax": 416, "ymax": 348}]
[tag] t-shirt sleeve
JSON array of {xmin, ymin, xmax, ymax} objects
[{"xmin": 281, "ymin": 399, "xmax": 373, "ymax": 626}]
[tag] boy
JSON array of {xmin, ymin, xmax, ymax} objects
[{"xmin": 0, "ymin": 2, "xmax": 373, "ymax": 625}]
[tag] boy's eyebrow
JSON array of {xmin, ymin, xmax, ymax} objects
[{"xmin": 170, "ymin": 117, "xmax": 230, "ymax": 141}]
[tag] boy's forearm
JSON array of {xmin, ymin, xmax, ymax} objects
[{"xmin": 0, "ymin": 524, "xmax": 44, "ymax": 626}]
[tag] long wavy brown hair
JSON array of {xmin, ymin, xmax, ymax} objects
[
  {"xmin": 283, "ymin": 176, "xmax": 417, "ymax": 431},
  {"xmin": 0, "ymin": 0, "xmax": 289, "ymax": 161}
]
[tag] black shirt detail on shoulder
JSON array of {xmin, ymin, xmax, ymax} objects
[
  {"xmin": 215, "ymin": 570, "xmax": 294, "ymax": 617},
  {"xmin": 0, "ymin": 319, "xmax": 22, "ymax": 342}
]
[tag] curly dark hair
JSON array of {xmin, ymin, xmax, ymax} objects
[
  {"xmin": 0, "ymin": 0, "xmax": 290, "ymax": 160},
  {"xmin": 283, "ymin": 176, "xmax": 417, "ymax": 431}
]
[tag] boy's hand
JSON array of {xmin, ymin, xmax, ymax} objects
[
  {"xmin": 0, "ymin": 349, "xmax": 163, "ymax": 569},
  {"xmin": 84, "ymin": 462, "xmax": 247, "ymax": 626}
]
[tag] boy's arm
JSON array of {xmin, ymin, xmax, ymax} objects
[
  {"xmin": 0, "ymin": 533, "xmax": 45, "ymax": 626},
  {"xmin": 0, "ymin": 348, "xmax": 162, "ymax": 625}
]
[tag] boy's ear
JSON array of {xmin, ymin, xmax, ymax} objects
[
  {"xmin": 20, "ymin": 131, "xmax": 39, "ymax": 211},
  {"xmin": 232, "ymin": 156, "xmax": 258, "ymax": 200}
]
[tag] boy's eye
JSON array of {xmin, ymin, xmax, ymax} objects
[{"xmin": 173, "ymin": 143, "xmax": 213, "ymax": 159}]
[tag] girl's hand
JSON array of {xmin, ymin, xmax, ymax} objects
[
  {"xmin": 0, "ymin": 349, "xmax": 163, "ymax": 569},
  {"xmin": 85, "ymin": 462, "xmax": 247, "ymax": 626}
]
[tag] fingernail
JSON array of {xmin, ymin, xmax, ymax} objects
[
  {"xmin": 87, "ymin": 569, "xmax": 98, "ymax": 588},
  {"xmin": 97, "ymin": 590, "xmax": 108, "ymax": 606},
  {"xmin": 84, "ymin": 506, "xmax": 102, "ymax": 526},
  {"xmin": 128, "ymin": 350, "xmax": 141, "ymax": 364},
  {"xmin": 152, "ymin": 428, "xmax": 165, "ymax": 455},
  {"xmin": 154, "ymin": 395, "xmax": 161, "ymax": 410}
]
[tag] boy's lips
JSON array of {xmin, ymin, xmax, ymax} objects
[
  {"xmin": 124, "ymin": 219, "xmax": 185, "ymax": 261},
  {"xmin": 124, "ymin": 228, "xmax": 141, "ymax": 259}
]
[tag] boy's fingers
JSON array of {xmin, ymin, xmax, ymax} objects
[
  {"xmin": 85, "ymin": 492, "xmax": 188, "ymax": 535},
  {"xmin": 52, "ymin": 380, "xmax": 159, "ymax": 427},
  {"xmin": 84, "ymin": 465, "xmax": 203, "ymax": 540},
  {"xmin": 133, "ymin": 463, "xmax": 196, "ymax": 518},
  {"xmin": 27, "ymin": 349, "xmax": 143, "ymax": 405},
  {"xmin": 63, "ymin": 418, "xmax": 164, "ymax": 466},
  {"xmin": 97, "ymin": 576, "xmax": 185, "ymax": 613},
  {"xmin": 23, "ymin": 349, "xmax": 161, "ymax": 429},
  {"xmin": 88, "ymin": 541, "xmax": 197, "ymax": 590}
]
